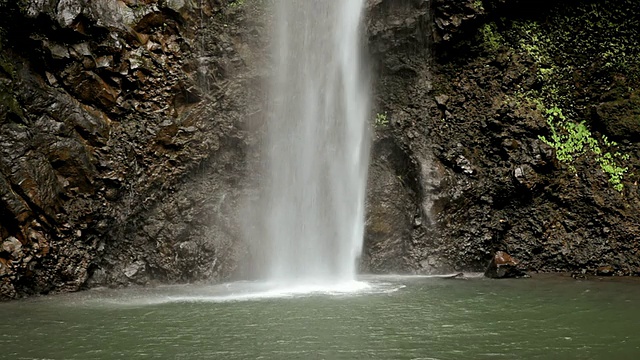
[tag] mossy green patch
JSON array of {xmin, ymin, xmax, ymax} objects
[
  {"xmin": 501, "ymin": 1, "xmax": 640, "ymax": 109},
  {"xmin": 486, "ymin": 0, "xmax": 639, "ymax": 191},
  {"xmin": 375, "ymin": 112, "xmax": 389, "ymax": 127},
  {"xmin": 228, "ymin": 0, "xmax": 246, "ymax": 8},
  {"xmin": 479, "ymin": 22, "xmax": 504, "ymax": 53},
  {"xmin": 539, "ymin": 107, "xmax": 629, "ymax": 191}
]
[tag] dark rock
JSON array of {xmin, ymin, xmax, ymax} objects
[
  {"xmin": 444, "ymin": 272, "xmax": 466, "ymax": 279},
  {"xmin": 0, "ymin": 278, "xmax": 16, "ymax": 299},
  {"xmin": 513, "ymin": 164, "xmax": 538, "ymax": 190},
  {"xmin": 61, "ymin": 67, "xmax": 120, "ymax": 108},
  {"xmin": 594, "ymin": 91, "xmax": 640, "ymax": 140},
  {"xmin": 435, "ymin": 94, "xmax": 449, "ymax": 106},
  {"xmin": 363, "ymin": 138, "xmax": 417, "ymax": 273},
  {"xmin": 0, "ymin": 0, "xmax": 255, "ymax": 300},
  {"xmin": 455, "ymin": 155, "xmax": 475, "ymax": 175},
  {"xmin": 432, "ymin": 0, "xmax": 484, "ymax": 43},
  {"xmin": 571, "ymin": 271, "xmax": 587, "ymax": 280},
  {"xmin": 0, "ymin": 258, "xmax": 12, "ymax": 277},
  {"xmin": 367, "ymin": 0, "xmax": 640, "ymax": 280}
]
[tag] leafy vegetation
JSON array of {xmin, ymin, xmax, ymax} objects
[
  {"xmin": 471, "ymin": 0, "xmax": 484, "ymax": 12},
  {"xmin": 375, "ymin": 112, "xmax": 388, "ymax": 127},
  {"xmin": 0, "ymin": 28, "xmax": 25, "ymax": 121},
  {"xmin": 229, "ymin": 0, "xmax": 246, "ymax": 8},
  {"xmin": 539, "ymin": 107, "xmax": 629, "ymax": 191},
  {"xmin": 481, "ymin": 1, "xmax": 640, "ymax": 191},
  {"xmin": 506, "ymin": 2, "xmax": 639, "ymax": 107},
  {"xmin": 480, "ymin": 23, "xmax": 503, "ymax": 52}
]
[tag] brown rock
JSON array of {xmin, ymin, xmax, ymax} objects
[
  {"xmin": 596, "ymin": 265, "xmax": 614, "ymax": 276},
  {"xmin": 62, "ymin": 66, "xmax": 120, "ymax": 108},
  {"xmin": 1, "ymin": 237, "xmax": 22, "ymax": 259},
  {"xmin": 0, "ymin": 258, "xmax": 12, "ymax": 277},
  {"xmin": 484, "ymin": 251, "xmax": 528, "ymax": 279},
  {"xmin": 435, "ymin": 94, "xmax": 449, "ymax": 106},
  {"xmin": 0, "ymin": 278, "xmax": 17, "ymax": 299},
  {"xmin": 514, "ymin": 164, "xmax": 539, "ymax": 190}
]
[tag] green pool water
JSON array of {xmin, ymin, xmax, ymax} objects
[{"xmin": 1, "ymin": 275, "xmax": 638, "ymax": 359}]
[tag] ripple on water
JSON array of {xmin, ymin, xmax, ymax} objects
[{"xmin": 1, "ymin": 275, "xmax": 640, "ymax": 359}]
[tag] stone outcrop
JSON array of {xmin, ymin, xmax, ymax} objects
[{"xmin": 484, "ymin": 251, "xmax": 527, "ymax": 278}]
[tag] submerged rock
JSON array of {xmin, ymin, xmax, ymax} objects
[
  {"xmin": 445, "ymin": 272, "xmax": 466, "ymax": 279},
  {"xmin": 484, "ymin": 251, "xmax": 528, "ymax": 279}
]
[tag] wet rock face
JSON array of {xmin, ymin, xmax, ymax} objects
[
  {"xmin": 363, "ymin": 138, "xmax": 416, "ymax": 273},
  {"xmin": 0, "ymin": 0, "xmax": 262, "ymax": 300},
  {"xmin": 364, "ymin": 0, "xmax": 441, "ymax": 274},
  {"xmin": 365, "ymin": 0, "xmax": 640, "ymax": 277},
  {"xmin": 432, "ymin": 0, "xmax": 484, "ymax": 43}
]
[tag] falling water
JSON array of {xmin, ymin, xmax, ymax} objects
[{"xmin": 250, "ymin": 0, "xmax": 370, "ymax": 286}]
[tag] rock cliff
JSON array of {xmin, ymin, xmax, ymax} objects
[
  {"xmin": 0, "ymin": 0, "xmax": 264, "ymax": 299},
  {"xmin": 365, "ymin": 0, "xmax": 640, "ymax": 277},
  {"xmin": 1, "ymin": 0, "xmax": 639, "ymax": 300}
]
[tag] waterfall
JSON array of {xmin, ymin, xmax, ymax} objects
[{"xmin": 248, "ymin": 0, "xmax": 370, "ymax": 286}]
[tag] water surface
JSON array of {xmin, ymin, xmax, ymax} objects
[{"xmin": 1, "ymin": 275, "xmax": 638, "ymax": 359}]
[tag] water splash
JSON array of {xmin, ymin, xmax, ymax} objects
[
  {"xmin": 65, "ymin": 280, "xmax": 405, "ymax": 306},
  {"xmin": 247, "ymin": 0, "xmax": 370, "ymax": 286}
]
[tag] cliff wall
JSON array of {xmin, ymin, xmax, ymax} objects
[{"xmin": 1, "ymin": 0, "xmax": 639, "ymax": 300}]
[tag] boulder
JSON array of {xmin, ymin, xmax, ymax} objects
[
  {"xmin": 596, "ymin": 265, "xmax": 614, "ymax": 276},
  {"xmin": 484, "ymin": 251, "xmax": 528, "ymax": 278}
]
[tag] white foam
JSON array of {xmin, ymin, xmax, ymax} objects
[
  {"xmin": 78, "ymin": 279, "xmax": 406, "ymax": 306},
  {"xmin": 190, "ymin": 280, "xmax": 372, "ymax": 302},
  {"xmin": 59, "ymin": 274, "xmax": 486, "ymax": 307}
]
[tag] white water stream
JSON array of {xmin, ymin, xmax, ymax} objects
[{"xmin": 247, "ymin": 0, "xmax": 370, "ymax": 287}]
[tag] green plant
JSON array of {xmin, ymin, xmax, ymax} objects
[
  {"xmin": 598, "ymin": 152, "xmax": 630, "ymax": 191},
  {"xmin": 539, "ymin": 107, "xmax": 629, "ymax": 191},
  {"xmin": 472, "ymin": 0, "xmax": 484, "ymax": 12},
  {"xmin": 480, "ymin": 23, "xmax": 504, "ymax": 52},
  {"xmin": 375, "ymin": 112, "xmax": 388, "ymax": 127},
  {"xmin": 501, "ymin": 2, "xmax": 640, "ymax": 107},
  {"xmin": 229, "ymin": 0, "xmax": 245, "ymax": 8}
]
